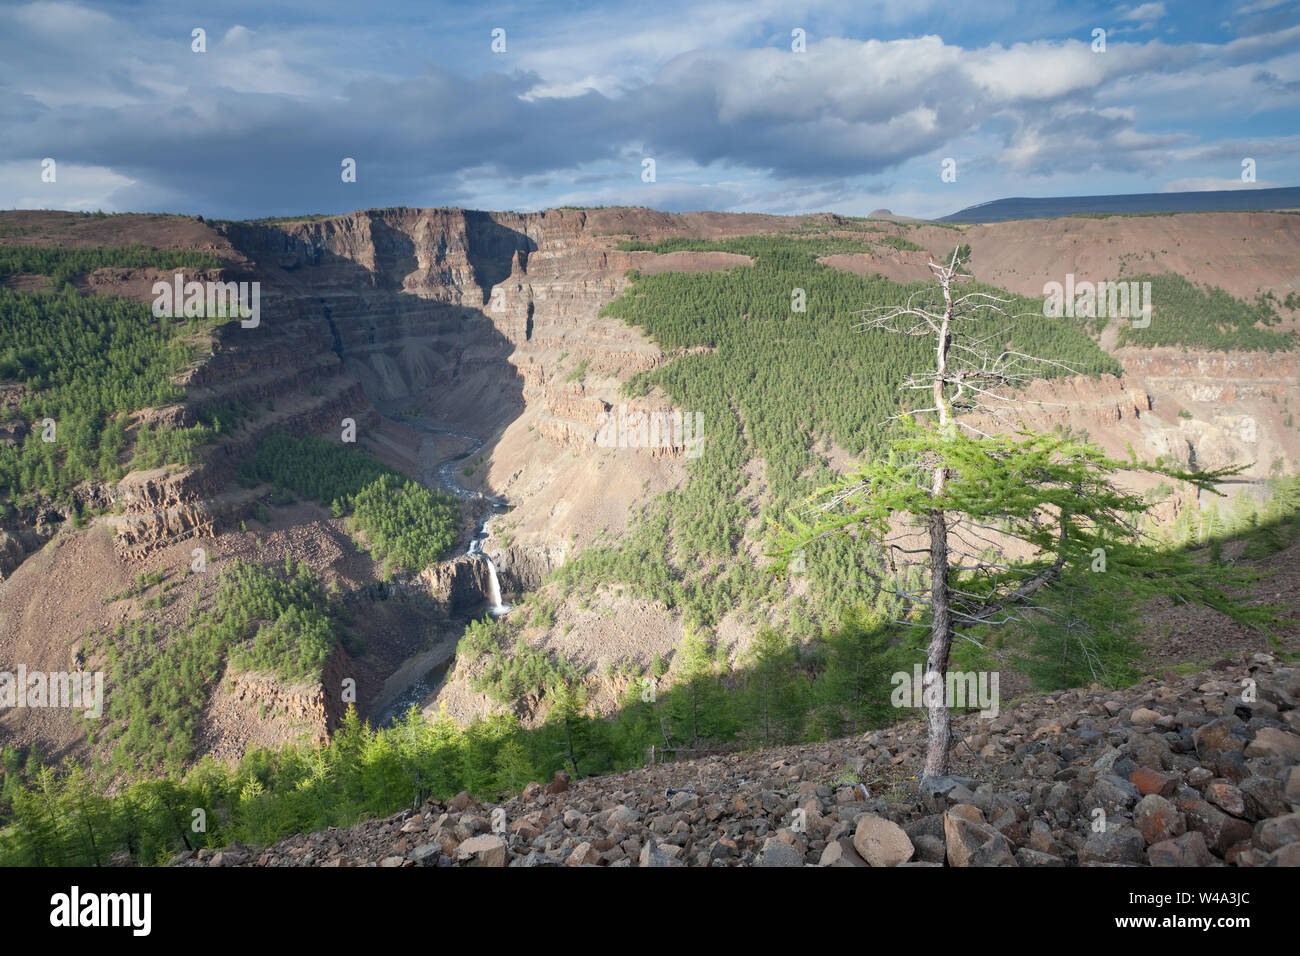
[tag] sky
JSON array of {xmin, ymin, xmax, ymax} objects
[{"xmin": 1, "ymin": 0, "xmax": 1297, "ymax": 219}]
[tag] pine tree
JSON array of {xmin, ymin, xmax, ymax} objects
[
  {"xmin": 738, "ymin": 628, "xmax": 806, "ymax": 748},
  {"xmin": 816, "ymin": 606, "xmax": 902, "ymax": 737},
  {"xmin": 662, "ymin": 628, "xmax": 713, "ymax": 748},
  {"xmin": 547, "ymin": 680, "xmax": 590, "ymax": 777},
  {"xmin": 776, "ymin": 248, "xmax": 1249, "ymax": 780}
]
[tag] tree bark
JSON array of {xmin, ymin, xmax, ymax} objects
[
  {"xmin": 922, "ymin": 507, "xmax": 954, "ymax": 780},
  {"xmin": 922, "ymin": 266, "xmax": 956, "ymax": 781}
]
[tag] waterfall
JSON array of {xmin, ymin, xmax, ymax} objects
[
  {"xmin": 483, "ymin": 555, "xmax": 509, "ymax": 616},
  {"xmin": 468, "ymin": 516, "xmax": 510, "ymax": 616}
]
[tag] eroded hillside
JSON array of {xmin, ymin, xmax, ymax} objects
[{"xmin": 0, "ymin": 206, "xmax": 1297, "ymax": 774}]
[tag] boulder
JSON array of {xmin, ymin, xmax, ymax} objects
[
  {"xmin": 565, "ymin": 842, "xmax": 601, "ymax": 866},
  {"xmin": 1178, "ymin": 798, "xmax": 1252, "ymax": 856},
  {"xmin": 1131, "ymin": 707, "xmax": 1162, "ymax": 727},
  {"xmin": 755, "ymin": 837, "xmax": 804, "ymax": 867},
  {"xmin": 456, "ymin": 834, "xmax": 507, "ymax": 867},
  {"xmin": 853, "ymin": 814, "xmax": 914, "ymax": 867},
  {"xmin": 1148, "ymin": 831, "xmax": 1214, "ymax": 867},
  {"xmin": 1134, "ymin": 794, "xmax": 1186, "ymax": 845},
  {"xmin": 1256, "ymin": 813, "xmax": 1300, "ymax": 853},
  {"xmin": 1079, "ymin": 826, "xmax": 1145, "ymax": 865},
  {"xmin": 944, "ymin": 807, "xmax": 1009, "ymax": 867},
  {"xmin": 1130, "ymin": 767, "xmax": 1180, "ymax": 797},
  {"xmin": 1204, "ymin": 782, "xmax": 1246, "ymax": 818},
  {"xmin": 1245, "ymin": 728, "xmax": 1300, "ymax": 761},
  {"xmin": 639, "ymin": 839, "xmax": 684, "ymax": 867}
]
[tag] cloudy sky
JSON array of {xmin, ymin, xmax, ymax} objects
[{"xmin": 1, "ymin": 0, "xmax": 1297, "ymax": 219}]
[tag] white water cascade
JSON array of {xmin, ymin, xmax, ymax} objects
[
  {"xmin": 468, "ymin": 518, "xmax": 511, "ymax": 616},
  {"xmin": 483, "ymin": 555, "xmax": 509, "ymax": 616}
]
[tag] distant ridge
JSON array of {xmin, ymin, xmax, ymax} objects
[{"xmin": 938, "ymin": 185, "xmax": 1300, "ymax": 223}]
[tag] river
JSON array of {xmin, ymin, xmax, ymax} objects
[{"xmin": 370, "ymin": 412, "xmax": 512, "ymax": 726}]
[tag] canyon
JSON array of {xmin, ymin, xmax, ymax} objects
[{"xmin": 0, "ymin": 205, "xmax": 1297, "ymax": 771}]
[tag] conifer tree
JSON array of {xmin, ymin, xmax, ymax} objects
[
  {"xmin": 666, "ymin": 627, "xmax": 727, "ymax": 748},
  {"xmin": 815, "ymin": 607, "xmax": 903, "ymax": 737},
  {"xmin": 739, "ymin": 628, "xmax": 807, "ymax": 748},
  {"xmin": 776, "ymin": 248, "xmax": 1247, "ymax": 780}
]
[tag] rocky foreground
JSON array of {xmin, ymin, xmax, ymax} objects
[{"xmin": 180, "ymin": 655, "xmax": 1300, "ymax": 867}]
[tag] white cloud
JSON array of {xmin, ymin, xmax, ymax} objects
[
  {"xmin": 0, "ymin": 160, "xmax": 134, "ymax": 211},
  {"xmin": 1120, "ymin": 3, "xmax": 1167, "ymax": 22},
  {"xmin": 1235, "ymin": 0, "xmax": 1289, "ymax": 14}
]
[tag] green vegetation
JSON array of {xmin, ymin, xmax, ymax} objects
[
  {"xmin": 1119, "ymin": 274, "xmax": 1293, "ymax": 351},
  {"xmin": 875, "ymin": 235, "xmax": 925, "ymax": 252},
  {"xmin": 351, "ymin": 473, "xmax": 458, "ymax": 571},
  {"xmin": 0, "ymin": 288, "xmax": 218, "ymax": 502},
  {"xmin": 239, "ymin": 431, "xmax": 391, "ymax": 506},
  {"xmin": 563, "ymin": 357, "xmax": 590, "ymax": 384},
  {"xmin": 0, "ymin": 601, "xmax": 911, "ymax": 865},
  {"xmin": 559, "ymin": 235, "xmax": 1119, "ymax": 632},
  {"xmin": 1, "ymin": 480, "xmax": 1294, "ymax": 865},
  {"xmin": 131, "ymin": 421, "xmax": 216, "ymax": 470},
  {"xmin": 239, "ymin": 431, "xmax": 459, "ymax": 571},
  {"xmin": 105, "ymin": 570, "xmax": 168, "ymax": 603},
  {"xmin": 458, "ymin": 617, "xmax": 585, "ymax": 706},
  {"xmin": 0, "ymin": 244, "xmax": 218, "ymax": 290},
  {"xmin": 99, "ymin": 559, "xmax": 347, "ymax": 774}
]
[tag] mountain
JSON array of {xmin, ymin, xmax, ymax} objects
[
  {"xmin": 0, "ymin": 205, "xmax": 1297, "ymax": 868},
  {"xmin": 939, "ymin": 185, "xmax": 1300, "ymax": 224}
]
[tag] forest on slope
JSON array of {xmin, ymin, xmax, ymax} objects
[
  {"xmin": 553, "ymin": 235, "xmax": 1122, "ymax": 635},
  {"xmin": 3, "ymin": 488, "xmax": 1294, "ymax": 866},
  {"xmin": 0, "ymin": 245, "xmax": 226, "ymax": 505},
  {"xmin": 0, "ymin": 227, "xmax": 1294, "ymax": 866}
]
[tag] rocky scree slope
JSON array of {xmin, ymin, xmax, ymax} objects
[{"xmin": 181, "ymin": 655, "xmax": 1300, "ymax": 867}]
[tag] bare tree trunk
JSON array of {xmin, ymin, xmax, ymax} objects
[
  {"xmin": 922, "ymin": 267, "xmax": 955, "ymax": 781},
  {"xmin": 922, "ymin": 507, "xmax": 953, "ymax": 779}
]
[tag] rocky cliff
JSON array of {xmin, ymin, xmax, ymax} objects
[{"xmin": 2, "ymin": 205, "xmax": 1297, "ymax": 763}]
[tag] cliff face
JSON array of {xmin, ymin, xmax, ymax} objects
[
  {"xmin": 2, "ymin": 207, "xmax": 1296, "ymax": 750},
  {"xmin": 206, "ymin": 209, "xmax": 707, "ymax": 598},
  {"xmin": 25, "ymin": 205, "xmax": 1291, "ymax": 660}
]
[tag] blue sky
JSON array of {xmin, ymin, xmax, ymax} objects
[{"xmin": 1, "ymin": 0, "xmax": 1297, "ymax": 219}]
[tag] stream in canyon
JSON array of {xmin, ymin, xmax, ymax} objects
[
  {"xmin": 372, "ymin": 412, "xmax": 514, "ymax": 726},
  {"xmin": 405, "ymin": 414, "xmax": 513, "ymax": 616}
]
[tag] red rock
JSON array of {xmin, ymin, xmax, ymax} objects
[
  {"xmin": 1135, "ymin": 794, "xmax": 1185, "ymax": 845},
  {"xmin": 1130, "ymin": 767, "xmax": 1180, "ymax": 797},
  {"xmin": 1205, "ymin": 782, "xmax": 1245, "ymax": 818}
]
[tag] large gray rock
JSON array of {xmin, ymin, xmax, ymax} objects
[
  {"xmin": 1148, "ymin": 832, "xmax": 1214, "ymax": 867},
  {"xmin": 639, "ymin": 839, "xmax": 683, "ymax": 867},
  {"xmin": 1079, "ymin": 826, "xmax": 1146, "ymax": 865},
  {"xmin": 1085, "ymin": 774, "xmax": 1141, "ymax": 813},
  {"xmin": 409, "ymin": 843, "xmax": 441, "ymax": 866},
  {"xmin": 944, "ymin": 806, "xmax": 1010, "ymax": 868},
  {"xmin": 1239, "ymin": 777, "xmax": 1289, "ymax": 821},
  {"xmin": 1179, "ymin": 798, "xmax": 1252, "ymax": 856},
  {"xmin": 1256, "ymin": 813, "xmax": 1300, "ymax": 853},
  {"xmin": 1245, "ymin": 728, "xmax": 1300, "ymax": 761},
  {"xmin": 755, "ymin": 837, "xmax": 803, "ymax": 868},
  {"xmin": 1193, "ymin": 717, "xmax": 1246, "ymax": 758},
  {"xmin": 1134, "ymin": 794, "xmax": 1186, "ymax": 845}
]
